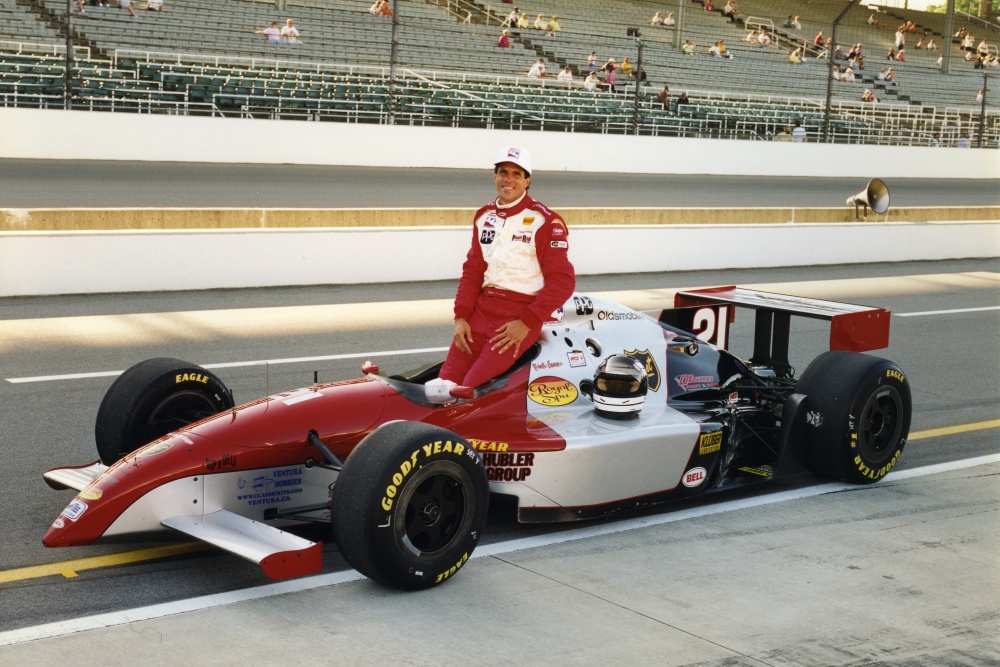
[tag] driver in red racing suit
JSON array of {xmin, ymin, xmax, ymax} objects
[{"xmin": 435, "ymin": 147, "xmax": 576, "ymax": 392}]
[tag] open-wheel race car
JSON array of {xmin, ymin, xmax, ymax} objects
[{"xmin": 43, "ymin": 287, "xmax": 911, "ymax": 589}]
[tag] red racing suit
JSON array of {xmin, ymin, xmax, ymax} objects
[{"xmin": 438, "ymin": 192, "xmax": 576, "ymax": 388}]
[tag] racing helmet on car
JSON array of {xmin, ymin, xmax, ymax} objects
[{"xmin": 593, "ymin": 355, "xmax": 648, "ymax": 419}]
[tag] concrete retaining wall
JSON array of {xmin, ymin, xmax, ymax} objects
[
  {"xmin": 2, "ymin": 107, "xmax": 998, "ymax": 178},
  {"xmin": 2, "ymin": 216, "xmax": 997, "ymax": 297}
]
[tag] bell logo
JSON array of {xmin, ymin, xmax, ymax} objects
[{"xmin": 682, "ymin": 467, "xmax": 707, "ymax": 488}]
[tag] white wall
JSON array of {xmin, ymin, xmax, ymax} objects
[
  {"xmin": 1, "ymin": 108, "xmax": 997, "ymax": 296},
  {"xmin": 2, "ymin": 221, "xmax": 997, "ymax": 297},
  {"xmin": 1, "ymin": 107, "xmax": 998, "ymax": 178}
]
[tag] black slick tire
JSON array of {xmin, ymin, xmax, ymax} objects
[
  {"xmin": 796, "ymin": 350, "xmax": 911, "ymax": 484},
  {"xmin": 331, "ymin": 421, "xmax": 488, "ymax": 590},
  {"xmin": 94, "ymin": 357, "xmax": 234, "ymax": 465}
]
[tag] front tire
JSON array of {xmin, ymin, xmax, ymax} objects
[
  {"xmin": 331, "ymin": 422, "xmax": 488, "ymax": 590},
  {"xmin": 94, "ymin": 357, "xmax": 234, "ymax": 465},
  {"xmin": 797, "ymin": 351, "xmax": 911, "ymax": 484}
]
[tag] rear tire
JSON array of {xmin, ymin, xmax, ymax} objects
[
  {"xmin": 332, "ymin": 422, "xmax": 488, "ymax": 590},
  {"xmin": 95, "ymin": 357, "xmax": 234, "ymax": 465},
  {"xmin": 797, "ymin": 351, "xmax": 911, "ymax": 484}
]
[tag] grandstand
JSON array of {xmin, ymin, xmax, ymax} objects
[{"xmin": 1, "ymin": 0, "xmax": 997, "ymax": 146}]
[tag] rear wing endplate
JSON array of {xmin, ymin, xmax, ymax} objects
[{"xmin": 664, "ymin": 286, "xmax": 891, "ymax": 372}]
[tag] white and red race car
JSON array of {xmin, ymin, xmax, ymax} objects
[{"xmin": 43, "ymin": 287, "xmax": 911, "ymax": 589}]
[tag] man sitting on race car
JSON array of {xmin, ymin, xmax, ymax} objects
[{"xmin": 428, "ymin": 147, "xmax": 575, "ymax": 399}]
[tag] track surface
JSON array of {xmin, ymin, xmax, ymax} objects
[
  {"xmin": 1, "ymin": 159, "xmax": 998, "ymax": 208},
  {"xmin": 1, "ymin": 259, "xmax": 997, "ymax": 645}
]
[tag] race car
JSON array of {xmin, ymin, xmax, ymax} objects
[{"xmin": 42, "ymin": 287, "xmax": 911, "ymax": 589}]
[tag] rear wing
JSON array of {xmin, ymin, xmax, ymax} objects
[{"xmin": 660, "ymin": 286, "xmax": 891, "ymax": 373}]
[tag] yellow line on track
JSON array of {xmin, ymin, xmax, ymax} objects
[
  {"xmin": 0, "ymin": 543, "xmax": 206, "ymax": 585},
  {"xmin": 908, "ymin": 419, "xmax": 1000, "ymax": 441},
  {"xmin": 1, "ymin": 420, "xmax": 997, "ymax": 586}
]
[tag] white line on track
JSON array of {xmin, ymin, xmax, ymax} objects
[
  {"xmin": 895, "ymin": 305, "xmax": 1000, "ymax": 317},
  {"xmin": 4, "ymin": 347, "xmax": 449, "ymax": 384},
  {"xmin": 2, "ymin": 453, "xmax": 997, "ymax": 648},
  {"xmin": 4, "ymin": 305, "xmax": 997, "ymax": 385}
]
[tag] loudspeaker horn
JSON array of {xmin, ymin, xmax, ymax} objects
[{"xmin": 847, "ymin": 178, "xmax": 890, "ymax": 217}]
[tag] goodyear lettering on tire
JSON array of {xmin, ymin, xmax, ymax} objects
[{"xmin": 380, "ymin": 440, "xmax": 467, "ymax": 511}]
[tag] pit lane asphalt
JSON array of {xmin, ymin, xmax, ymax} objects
[
  {"xmin": 0, "ymin": 258, "xmax": 997, "ymax": 666},
  {"xmin": 1, "ymin": 158, "xmax": 999, "ymax": 208}
]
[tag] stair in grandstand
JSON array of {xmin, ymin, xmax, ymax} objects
[{"xmin": 16, "ymin": 0, "xmax": 104, "ymax": 59}]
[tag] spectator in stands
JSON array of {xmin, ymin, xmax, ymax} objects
[
  {"xmin": 281, "ymin": 19, "xmax": 302, "ymax": 44},
  {"xmin": 517, "ymin": 13, "xmax": 529, "ymax": 30},
  {"xmin": 862, "ymin": 89, "xmax": 877, "ymax": 103},
  {"xmin": 145, "ymin": 0, "xmax": 163, "ymax": 10},
  {"xmin": 254, "ymin": 21, "xmax": 282, "ymax": 42},
  {"xmin": 877, "ymin": 67, "xmax": 887, "ymax": 81},
  {"xmin": 708, "ymin": 41, "xmax": 722, "ymax": 57},
  {"xmin": 926, "ymin": 38, "xmax": 937, "ymax": 51},
  {"xmin": 664, "ymin": 12, "xmax": 676, "ymax": 26},
  {"xmin": 723, "ymin": 1, "xmax": 740, "ymax": 22},
  {"xmin": 504, "ymin": 7, "xmax": 519, "ymax": 28},
  {"xmin": 831, "ymin": 65, "xmax": 842, "ymax": 81},
  {"xmin": 989, "ymin": 55, "xmax": 1000, "ymax": 68},
  {"xmin": 962, "ymin": 33, "xmax": 975, "ymax": 51},
  {"xmin": 813, "ymin": 32, "xmax": 824, "ymax": 49},
  {"xmin": 497, "ymin": 29, "xmax": 513, "ymax": 49},
  {"xmin": 975, "ymin": 55, "xmax": 987, "ymax": 69},
  {"xmin": 978, "ymin": 39, "xmax": 990, "ymax": 56},
  {"xmin": 895, "ymin": 49, "xmax": 906, "ymax": 62},
  {"xmin": 791, "ymin": 16, "xmax": 802, "ymax": 30},
  {"xmin": 650, "ymin": 12, "xmax": 664, "ymax": 25},
  {"xmin": 955, "ymin": 27, "xmax": 967, "ymax": 39},
  {"xmin": 937, "ymin": 54, "xmax": 944, "ymax": 67},
  {"xmin": 557, "ymin": 66, "xmax": 573, "ymax": 83},
  {"xmin": 682, "ymin": 40, "xmax": 698, "ymax": 55},
  {"xmin": 602, "ymin": 58, "xmax": 618, "ymax": 74},
  {"xmin": 604, "ymin": 68, "xmax": 618, "ymax": 94},
  {"xmin": 916, "ymin": 37, "xmax": 925, "ymax": 49},
  {"xmin": 887, "ymin": 47, "xmax": 896, "ymax": 61},
  {"xmin": 378, "ymin": 1, "xmax": 393, "ymax": 17},
  {"xmin": 583, "ymin": 71, "xmax": 600, "ymax": 91},
  {"xmin": 658, "ymin": 84, "xmax": 670, "ymax": 111},
  {"xmin": 118, "ymin": 0, "xmax": 138, "ymax": 18},
  {"xmin": 965, "ymin": 51, "xmax": 976, "ymax": 62},
  {"xmin": 718, "ymin": 40, "xmax": 731, "ymax": 58},
  {"xmin": 842, "ymin": 67, "xmax": 856, "ymax": 82},
  {"xmin": 885, "ymin": 67, "xmax": 897, "ymax": 86},
  {"xmin": 533, "ymin": 14, "xmax": 546, "ymax": 30},
  {"xmin": 587, "ymin": 51, "xmax": 597, "ymax": 68},
  {"xmin": 704, "ymin": 1, "xmax": 714, "ymax": 11},
  {"xmin": 527, "ymin": 59, "xmax": 545, "ymax": 78},
  {"xmin": 742, "ymin": 30, "xmax": 759, "ymax": 44},
  {"xmin": 758, "ymin": 30, "xmax": 772, "ymax": 47},
  {"xmin": 894, "ymin": 30, "xmax": 905, "ymax": 51},
  {"xmin": 546, "ymin": 16, "xmax": 561, "ymax": 35},
  {"xmin": 792, "ymin": 120, "xmax": 806, "ymax": 142},
  {"xmin": 621, "ymin": 57, "xmax": 634, "ymax": 77},
  {"xmin": 868, "ymin": 13, "xmax": 884, "ymax": 29},
  {"xmin": 676, "ymin": 92, "xmax": 691, "ymax": 111},
  {"xmin": 788, "ymin": 47, "xmax": 803, "ymax": 65},
  {"xmin": 784, "ymin": 15, "xmax": 794, "ymax": 28},
  {"xmin": 956, "ymin": 135, "xmax": 971, "ymax": 148},
  {"xmin": 977, "ymin": 89, "xmax": 984, "ymax": 103},
  {"xmin": 929, "ymin": 133, "xmax": 942, "ymax": 147},
  {"xmin": 833, "ymin": 44, "xmax": 845, "ymax": 60}
]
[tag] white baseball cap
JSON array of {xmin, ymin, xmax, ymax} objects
[{"xmin": 494, "ymin": 146, "xmax": 533, "ymax": 175}]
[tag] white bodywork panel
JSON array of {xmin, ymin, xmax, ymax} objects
[
  {"xmin": 162, "ymin": 510, "xmax": 317, "ymax": 566},
  {"xmin": 494, "ymin": 294, "xmax": 702, "ymax": 509},
  {"xmin": 43, "ymin": 462, "xmax": 108, "ymax": 491}
]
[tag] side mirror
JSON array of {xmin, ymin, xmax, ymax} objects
[{"xmin": 361, "ymin": 361, "xmax": 379, "ymax": 375}]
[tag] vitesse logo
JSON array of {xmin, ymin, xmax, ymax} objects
[{"xmin": 625, "ymin": 349, "xmax": 661, "ymax": 392}]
